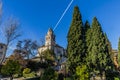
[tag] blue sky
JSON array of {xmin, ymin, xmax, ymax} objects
[{"xmin": 1, "ymin": 0, "xmax": 120, "ymax": 50}]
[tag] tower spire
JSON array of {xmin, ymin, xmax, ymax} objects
[{"xmin": 45, "ymin": 28, "xmax": 56, "ymax": 49}]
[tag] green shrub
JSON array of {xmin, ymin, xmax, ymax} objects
[
  {"xmin": 23, "ymin": 72, "xmax": 36, "ymax": 78},
  {"xmin": 40, "ymin": 67, "xmax": 58, "ymax": 80},
  {"xmin": 23, "ymin": 68, "xmax": 36, "ymax": 78},
  {"xmin": 114, "ymin": 77, "xmax": 120, "ymax": 80},
  {"xmin": 64, "ymin": 77, "xmax": 72, "ymax": 80},
  {"xmin": 1, "ymin": 60, "xmax": 22, "ymax": 77},
  {"xmin": 23, "ymin": 68, "xmax": 31, "ymax": 74}
]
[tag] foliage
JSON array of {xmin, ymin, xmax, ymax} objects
[
  {"xmin": 67, "ymin": 6, "xmax": 114, "ymax": 79},
  {"xmin": 64, "ymin": 77, "xmax": 72, "ymax": 80},
  {"xmin": 67, "ymin": 6, "xmax": 85, "ymax": 74},
  {"xmin": 85, "ymin": 17, "xmax": 114, "ymax": 78},
  {"xmin": 23, "ymin": 68, "xmax": 31, "ymax": 74},
  {"xmin": 0, "ymin": 18, "xmax": 21, "ymax": 64},
  {"xmin": 1, "ymin": 60, "xmax": 22, "ymax": 77},
  {"xmin": 84, "ymin": 20, "xmax": 90, "ymax": 55},
  {"xmin": 40, "ymin": 67, "xmax": 58, "ymax": 80},
  {"xmin": 39, "ymin": 50, "xmax": 58, "ymax": 80},
  {"xmin": 27, "ymin": 60, "xmax": 42, "ymax": 71},
  {"xmin": 114, "ymin": 77, "xmax": 120, "ymax": 80},
  {"xmin": 16, "ymin": 39, "xmax": 39, "ymax": 59},
  {"xmin": 41, "ymin": 49, "xmax": 55, "ymax": 61},
  {"xmin": 40, "ymin": 49, "xmax": 55, "ymax": 67},
  {"xmin": 23, "ymin": 68, "xmax": 36, "ymax": 78},
  {"xmin": 58, "ymin": 73, "xmax": 64, "ymax": 80},
  {"xmin": 5, "ymin": 49, "xmax": 27, "ymax": 68},
  {"xmin": 76, "ymin": 65, "xmax": 89, "ymax": 80},
  {"xmin": 23, "ymin": 72, "xmax": 36, "ymax": 78}
]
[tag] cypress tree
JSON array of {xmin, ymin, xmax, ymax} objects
[
  {"xmin": 84, "ymin": 21, "xmax": 93, "ymax": 74},
  {"xmin": 87, "ymin": 17, "xmax": 113, "ymax": 77},
  {"xmin": 67, "ymin": 6, "xmax": 85, "ymax": 74},
  {"xmin": 84, "ymin": 21, "xmax": 90, "ymax": 62},
  {"xmin": 84, "ymin": 21, "xmax": 90, "ymax": 52},
  {"xmin": 104, "ymin": 33, "xmax": 113, "ymax": 66},
  {"xmin": 104, "ymin": 33, "xmax": 114, "ymax": 79},
  {"xmin": 91, "ymin": 17, "xmax": 104, "ymax": 70}
]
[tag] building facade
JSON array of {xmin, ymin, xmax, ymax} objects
[
  {"xmin": 0, "ymin": 43, "xmax": 6, "ymax": 59},
  {"xmin": 36, "ymin": 28, "xmax": 66, "ymax": 70},
  {"xmin": 0, "ymin": 43, "xmax": 6, "ymax": 64}
]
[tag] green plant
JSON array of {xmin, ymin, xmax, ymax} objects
[
  {"xmin": 23, "ymin": 72, "xmax": 36, "ymax": 78},
  {"xmin": 23, "ymin": 68, "xmax": 31, "ymax": 74},
  {"xmin": 114, "ymin": 77, "xmax": 120, "ymax": 80},
  {"xmin": 40, "ymin": 67, "xmax": 58, "ymax": 80},
  {"xmin": 76, "ymin": 65, "xmax": 89, "ymax": 80},
  {"xmin": 1, "ymin": 60, "xmax": 22, "ymax": 77},
  {"xmin": 23, "ymin": 68, "xmax": 36, "ymax": 78},
  {"xmin": 64, "ymin": 77, "xmax": 72, "ymax": 80}
]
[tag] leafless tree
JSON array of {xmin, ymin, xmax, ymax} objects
[
  {"xmin": 16, "ymin": 39, "xmax": 39, "ymax": 59},
  {"xmin": 0, "ymin": 18, "xmax": 21, "ymax": 64}
]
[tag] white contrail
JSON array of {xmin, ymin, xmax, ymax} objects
[{"xmin": 53, "ymin": 0, "xmax": 74, "ymax": 31}]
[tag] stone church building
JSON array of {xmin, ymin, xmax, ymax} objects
[{"xmin": 36, "ymin": 28, "xmax": 66, "ymax": 70}]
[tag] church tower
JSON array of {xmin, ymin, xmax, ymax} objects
[
  {"xmin": 36, "ymin": 28, "xmax": 66, "ymax": 71},
  {"xmin": 45, "ymin": 28, "xmax": 56, "ymax": 50}
]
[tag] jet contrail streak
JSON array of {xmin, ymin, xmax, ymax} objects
[{"xmin": 53, "ymin": 0, "xmax": 74, "ymax": 31}]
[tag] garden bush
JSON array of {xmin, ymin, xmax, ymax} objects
[{"xmin": 23, "ymin": 68, "xmax": 36, "ymax": 78}]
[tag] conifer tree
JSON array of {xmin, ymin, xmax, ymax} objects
[
  {"xmin": 104, "ymin": 33, "xmax": 114, "ymax": 79},
  {"xmin": 87, "ymin": 17, "xmax": 113, "ymax": 77},
  {"xmin": 67, "ymin": 6, "xmax": 85, "ymax": 74},
  {"xmin": 84, "ymin": 20, "xmax": 90, "ymax": 56},
  {"xmin": 104, "ymin": 33, "xmax": 113, "ymax": 65},
  {"xmin": 84, "ymin": 21, "xmax": 93, "ymax": 73}
]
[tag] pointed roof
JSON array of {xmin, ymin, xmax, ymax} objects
[
  {"xmin": 47, "ymin": 27, "xmax": 55, "ymax": 35},
  {"xmin": 48, "ymin": 28, "xmax": 53, "ymax": 33}
]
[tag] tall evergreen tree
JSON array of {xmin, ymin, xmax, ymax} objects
[
  {"xmin": 67, "ymin": 6, "xmax": 85, "ymax": 74},
  {"xmin": 118, "ymin": 37, "xmax": 120, "ymax": 66},
  {"xmin": 87, "ymin": 17, "xmax": 113, "ymax": 77},
  {"xmin": 104, "ymin": 33, "xmax": 114, "ymax": 79},
  {"xmin": 84, "ymin": 21, "xmax": 93, "ymax": 75},
  {"xmin": 84, "ymin": 20, "xmax": 90, "ymax": 57}
]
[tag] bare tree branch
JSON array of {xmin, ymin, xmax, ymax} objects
[
  {"xmin": 16, "ymin": 39, "xmax": 39, "ymax": 59},
  {"xmin": 4, "ymin": 18, "xmax": 21, "ymax": 45},
  {"xmin": 0, "ymin": 18, "xmax": 21, "ymax": 64}
]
